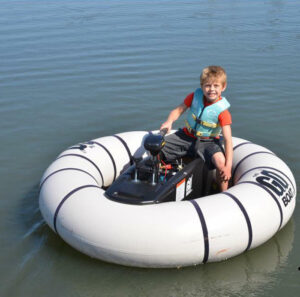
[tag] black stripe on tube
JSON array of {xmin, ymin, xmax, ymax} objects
[
  {"xmin": 238, "ymin": 181, "xmax": 283, "ymax": 231},
  {"xmin": 56, "ymin": 154, "xmax": 104, "ymax": 186},
  {"xmin": 113, "ymin": 135, "xmax": 134, "ymax": 165},
  {"xmin": 232, "ymin": 151, "xmax": 275, "ymax": 181},
  {"xmin": 222, "ymin": 192, "xmax": 253, "ymax": 252},
  {"xmin": 40, "ymin": 168, "xmax": 98, "ymax": 189},
  {"xmin": 53, "ymin": 185, "xmax": 101, "ymax": 233},
  {"xmin": 89, "ymin": 141, "xmax": 117, "ymax": 182},
  {"xmin": 233, "ymin": 141, "xmax": 252, "ymax": 151},
  {"xmin": 189, "ymin": 200, "xmax": 209, "ymax": 264}
]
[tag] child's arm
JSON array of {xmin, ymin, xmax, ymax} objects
[
  {"xmin": 160, "ymin": 103, "xmax": 187, "ymax": 132},
  {"xmin": 221, "ymin": 125, "xmax": 233, "ymax": 182}
]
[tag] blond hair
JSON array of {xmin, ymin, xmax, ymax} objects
[{"xmin": 200, "ymin": 66, "xmax": 227, "ymax": 87}]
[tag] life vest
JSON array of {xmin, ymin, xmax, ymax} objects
[{"xmin": 185, "ymin": 88, "xmax": 230, "ymax": 138}]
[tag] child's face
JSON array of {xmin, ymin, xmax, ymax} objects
[{"xmin": 202, "ymin": 79, "xmax": 226, "ymax": 102}]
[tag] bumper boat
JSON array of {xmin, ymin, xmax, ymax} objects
[{"xmin": 39, "ymin": 130, "xmax": 296, "ymax": 268}]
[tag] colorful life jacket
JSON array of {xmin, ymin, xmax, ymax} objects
[{"xmin": 185, "ymin": 88, "xmax": 230, "ymax": 138}]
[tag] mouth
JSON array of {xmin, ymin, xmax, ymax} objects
[{"xmin": 207, "ymin": 92, "xmax": 217, "ymax": 97}]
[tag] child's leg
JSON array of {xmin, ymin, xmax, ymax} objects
[
  {"xmin": 212, "ymin": 152, "xmax": 229, "ymax": 191},
  {"xmin": 161, "ymin": 129, "xmax": 196, "ymax": 161}
]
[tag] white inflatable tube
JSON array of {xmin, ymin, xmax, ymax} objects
[{"xmin": 39, "ymin": 131, "xmax": 296, "ymax": 268}]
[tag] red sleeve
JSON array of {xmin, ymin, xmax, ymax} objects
[
  {"xmin": 218, "ymin": 110, "xmax": 232, "ymax": 127},
  {"xmin": 183, "ymin": 92, "xmax": 194, "ymax": 107}
]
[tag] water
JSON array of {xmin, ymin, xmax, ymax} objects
[{"xmin": 1, "ymin": 1, "xmax": 299, "ymax": 296}]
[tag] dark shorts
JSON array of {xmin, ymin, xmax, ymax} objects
[{"xmin": 161, "ymin": 129, "xmax": 224, "ymax": 169}]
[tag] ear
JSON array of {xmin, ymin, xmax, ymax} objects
[{"xmin": 222, "ymin": 82, "xmax": 227, "ymax": 92}]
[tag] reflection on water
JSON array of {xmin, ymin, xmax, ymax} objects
[{"xmin": 2, "ymin": 184, "xmax": 295, "ymax": 297}]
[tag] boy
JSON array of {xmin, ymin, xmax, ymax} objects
[{"xmin": 160, "ymin": 66, "xmax": 232, "ymax": 191}]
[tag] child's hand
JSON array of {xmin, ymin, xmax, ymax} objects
[
  {"xmin": 160, "ymin": 121, "xmax": 172, "ymax": 133},
  {"xmin": 220, "ymin": 165, "xmax": 231, "ymax": 182}
]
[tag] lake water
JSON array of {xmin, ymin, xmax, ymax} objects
[{"xmin": 1, "ymin": 1, "xmax": 299, "ymax": 296}]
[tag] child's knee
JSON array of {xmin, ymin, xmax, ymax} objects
[{"xmin": 212, "ymin": 152, "xmax": 225, "ymax": 169}]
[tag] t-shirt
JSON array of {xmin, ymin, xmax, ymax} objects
[{"xmin": 183, "ymin": 92, "xmax": 232, "ymax": 138}]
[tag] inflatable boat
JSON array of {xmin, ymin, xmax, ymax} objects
[{"xmin": 39, "ymin": 130, "xmax": 296, "ymax": 268}]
